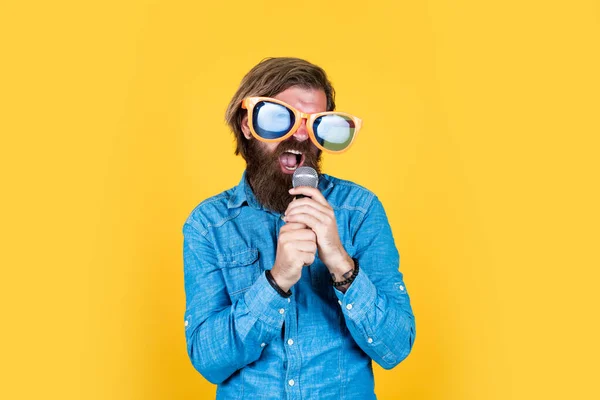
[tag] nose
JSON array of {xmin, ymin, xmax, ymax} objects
[{"xmin": 292, "ymin": 118, "xmax": 309, "ymax": 142}]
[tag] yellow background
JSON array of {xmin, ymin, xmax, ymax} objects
[{"xmin": 1, "ymin": 0, "xmax": 599, "ymax": 399}]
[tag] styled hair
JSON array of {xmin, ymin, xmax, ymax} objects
[{"xmin": 225, "ymin": 57, "xmax": 336, "ymax": 161}]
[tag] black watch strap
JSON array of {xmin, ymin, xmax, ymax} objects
[{"xmin": 265, "ymin": 269, "xmax": 292, "ymax": 298}]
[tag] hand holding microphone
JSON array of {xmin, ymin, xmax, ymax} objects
[
  {"xmin": 271, "ymin": 167, "xmax": 353, "ymax": 291},
  {"xmin": 270, "ymin": 167, "xmax": 319, "ymax": 292},
  {"xmin": 284, "ymin": 168, "xmax": 353, "ymax": 275}
]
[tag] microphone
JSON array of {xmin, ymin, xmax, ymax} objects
[{"xmin": 292, "ymin": 166, "xmax": 319, "ymax": 199}]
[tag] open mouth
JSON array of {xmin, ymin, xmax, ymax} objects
[{"xmin": 278, "ymin": 149, "xmax": 305, "ymax": 173}]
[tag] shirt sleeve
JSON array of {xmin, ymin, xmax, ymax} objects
[
  {"xmin": 182, "ymin": 220, "xmax": 289, "ymax": 384},
  {"xmin": 333, "ymin": 195, "xmax": 416, "ymax": 369}
]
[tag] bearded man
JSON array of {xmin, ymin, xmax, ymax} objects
[{"xmin": 183, "ymin": 57, "xmax": 416, "ymax": 400}]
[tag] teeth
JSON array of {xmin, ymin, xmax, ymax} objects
[
  {"xmin": 286, "ymin": 150, "xmax": 302, "ymax": 155},
  {"xmin": 284, "ymin": 165, "xmax": 298, "ymax": 171}
]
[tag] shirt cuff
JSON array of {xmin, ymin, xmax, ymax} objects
[
  {"xmin": 333, "ymin": 267, "xmax": 377, "ymax": 320},
  {"xmin": 244, "ymin": 271, "xmax": 290, "ymax": 329}
]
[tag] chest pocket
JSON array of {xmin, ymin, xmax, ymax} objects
[{"xmin": 217, "ymin": 247, "xmax": 261, "ymax": 300}]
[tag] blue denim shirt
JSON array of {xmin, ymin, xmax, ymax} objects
[{"xmin": 183, "ymin": 171, "xmax": 416, "ymax": 400}]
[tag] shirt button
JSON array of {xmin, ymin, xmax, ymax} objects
[
  {"xmin": 279, "ymin": 308, "xmax": 285, "ymax": 314},
  {"xmin": 287, "ymin": 298, "xmax": 291, "ymax": 303},
  {"xmin": 367, "ymin": 338, "xmax": 373, "ymax": 344},
  {"xmin": 288, "ymin": 379, "xmax": 295, "ymax": 386},
  {"xmin": 399, "ymin": 285, "xmax": 405, "ymax": 291},
  {"xmin": 260, "ymin": 343, "xmax": 266, "ymax": 347},
  {"xmin": 338, "ymin": 300, "xmax": 342, "ymax": 305},
  {"xmin": 287, "ymin": 339, "xmax": 294, "ymax": 346},
  {"xmin": 184, "ymin": 320, "xmax": 189, "ymax": 327},
  {"xmin": 346, "ymin": 304, "xmax": 353, "ymax": 310}
]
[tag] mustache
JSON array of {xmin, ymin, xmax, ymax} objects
[{"xmin": 274, "ymin": 139, "xmax": 315, "ymax": 157}]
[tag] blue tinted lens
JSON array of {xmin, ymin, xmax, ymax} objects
[
  {"xmin": 252, "ymin": 101, "xmax": 295, "ymax": 139},
  {"xmin": 313, "ymin": 114, "xmax": 355, "ymax": 151}
]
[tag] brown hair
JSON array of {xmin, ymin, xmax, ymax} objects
[{"xmin": 225, "ymin": 57, "xmax": 336, "ymax": 161}]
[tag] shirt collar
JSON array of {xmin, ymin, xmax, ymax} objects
[
  {"xmin": 227, "ymin": 170, "xmax": 335, "ymax": 211},
  {"xmin": 227, "ymin": 170, "xmax": 253, "ymax": 209}
]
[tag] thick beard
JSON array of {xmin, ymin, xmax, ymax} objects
[{"xmin": 245, "ymin": 139, "xmax": 322, "ymax": 214}]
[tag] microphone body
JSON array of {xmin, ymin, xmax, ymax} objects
[{"xmin": 292, "ymin": 167, "xmax": 319, "ymax": 199}]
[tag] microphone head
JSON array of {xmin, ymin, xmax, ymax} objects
[{"xmin": 292, "ymin": 166, "xmax": 319, "ymax": 189}]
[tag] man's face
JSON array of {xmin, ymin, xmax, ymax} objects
[{"xmin": 241, "ymin": 86, "xmax": 327, "ymax": 213}]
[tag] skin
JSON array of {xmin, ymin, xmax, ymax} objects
[{"xmin": 241, "ymin": 86, "xmax": 355, "ymax": 293}]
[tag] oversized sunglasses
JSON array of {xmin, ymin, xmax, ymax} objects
[{"xmin": 241, "ymin": 97, "xmax": 362, "ymax": 154}]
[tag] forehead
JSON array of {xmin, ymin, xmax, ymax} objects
[{"xmin": 273, "ymin": 86, "xmax": 327, "ymax": 113}]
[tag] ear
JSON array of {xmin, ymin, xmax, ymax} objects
[{"xmin": 241, "ymin": 114, "xmax": 252, "ymax": 140}]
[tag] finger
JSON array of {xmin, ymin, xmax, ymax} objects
[
  {"xmin": 288, "ymin": 187, "xmax": 330, "ymax": 207},
  {"xmin": 285, "ymin": 197, "xmax": 332, "ymax": 216},
  {"xmin": 293, "ymin": 240, "xmax": 318, "ymax": 253},
  {"xmin": 285, "ymin": 205, "xmax": 330, "ymax": 224},
  {"xmin": 280, "ymin": 229, "xmax": 316, "ymax": 243},
  {"xmin": 302, "ymin": 252, "xmax": 316, "ymax": 266},
  {"xmin": 280, "ymin": 222, "xmax": 308, "ymax": 232},
  {"xmin": 284, "ymin": 213, "xmax": 322, "ymax": 231}
]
